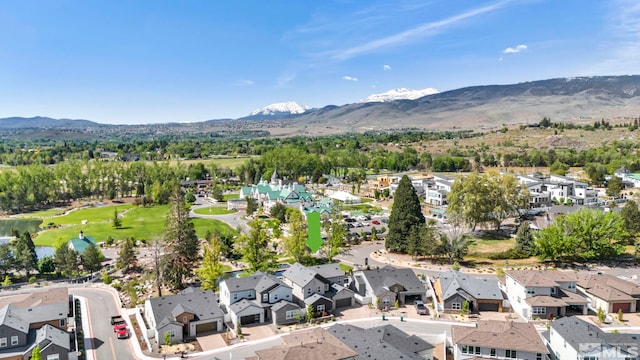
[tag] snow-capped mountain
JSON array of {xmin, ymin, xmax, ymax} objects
[
  {"xmin": 249, "ymin": 101, "xmax": 310, "ymax": 116},
  {"xmin": 358, "ymin": 87, "xmax": 439, "ymax": 103}
]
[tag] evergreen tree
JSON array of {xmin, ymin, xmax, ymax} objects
[
  {"xmin": 386, "ymin": 175, "xmax": 425, "ymax": 253},
  {"xmin": 13, "ymin": 231, "xmax": 38, "ymax": 277},
  {"xmin": 245, "ymin": 196, "xmax": 257, "ymax": 216},
  {"xmin": 283, "ymin": 210, "xmax": 308, "ymax": 263},
  {"xmin": 116, "ymin": 238, "xmax": 138, "ymax": 272},
  {"xmin": 324, "ymin": 209, "xmax": 346, "ymax": 261},
  {"xmin": 162, "ymin": 187, "xmax": 200, "ymax": 289},
  {"xmin": 515, "ymin": 222, "xmax": 534, "ymax": 254},
  {"xmin": 269, "ymin": 203, "xmax": 288, "ymax": 223},
  {"xmin": 0, "ymin": 243, "xmax": 15, "ymax": 277},
  {"xmin": 407, "ymin": 222, "xmax": 438, "ymax": 259},
  {"xmin": 54, "ymin": 242, "xmax": 79, "ymax": 277},
  {"xmin": 38, "ymin": 257, "xmax": 55, "ymax": 274},
  {"xmin": 81, "ymin": 244, "xmax": 104, "ymax": 274},
  {"xmin": 113, "ymin": 208, "xmax": 122, "ymax": 229}
]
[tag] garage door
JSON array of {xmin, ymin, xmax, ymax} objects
[
  {"xmin": 240, "ymin": 314, "xmax": 260, "ymax": 325},
  {"xmin": 478, "ymin": 302, "xmax": 499, "ymax": 312},
  {"xmin": 335, "ymin": 298, "xmax": 352, "ymax": 308},
  {"xmin": 195, "ymin": 321, "xmax": 217, "ymax": 334},
  {"xmin": 612, "ymin": 302, "xmax": 631, "ymax": 313}
]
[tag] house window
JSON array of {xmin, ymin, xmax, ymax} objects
[
  {"xmin": 307, "ymin": 288, "xmax": 311, "ymax": 295},
  {"xmin": 568, "ymin": 282, "xmax": 576, "ymax": 289},
  {"xmin": 490, "ymin": 348, "xmax": 496, "ymax": 357},
  {"xmin": 537, "ymin": 354, "xmax": 542, "ymax": 360},
  {"xmin": 325, "ymin": 284, "xmax": 329, "ymax": 292},
  {"xmin": 317, "ymin": 305, "xmax": 325, "ymax": 313},
  {"xmin": 451, "ymin": 303, "xmax": 461, "ymax": 310},
  {"xmin": 382, "ymin": 297, "xmax": 390, "ymax": 305},
  {"xmin": 274, "ymin": 294, "xmax": 278, "ymax": 300},
  {"xmin": 551, "ymin": 287, "xmax": 557, "ymax": 295},
  {"xmin": 317, "ymin": 287, "xmax": 321, "ymax": 293},
  {"xmin": 10, "ymin": 336, "xmax": 17, "ymax": 346},
  {"xmin": 505, "ymin": 350, "xmax": 517, "ymax": 358},
  {"xmin": 527, "ymin": 288, "xmax": 535, "ymax": 295},
  {"xmin": 285, "ymin": 310, "xmax": 297, "ymax": 320},
  {"xmin": 169, "ymin": 330, "xmax": 175, "ymax": 337},
  {"xmin": 461, "ymin": 346, "xmax": 480, "ymax": 355},
  {"xmin": 183, "ymin": 316, "xmax": 188, "ymax": 323},
  {"xmin": 46, "ymin": 355, "xmax": 60, "ymax": 360},
  {"xmin": 59, "ymin": 318, "xmax": 65, "ymax": 327},
  {"xmin": 0, "ymin": 338, "xmax": 6, "ymax": 347},
  {"xmin": 533, "ymin": 307, "xmax": 546, "ymax": 315},
  {"xmin": 583, "ymin": 357, "xmax": 597, "ymax": 360},
  {"xmin": 234, "ymin": 293, "xmax": 237, "ymax": 300},
  {"xmin": 263, "ymin": 294, "xmax": 268, "ymax": 302}
]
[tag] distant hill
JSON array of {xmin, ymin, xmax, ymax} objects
[{"xmin": 0, "ymin": 116, "xmax": 104, "ymax": 129}]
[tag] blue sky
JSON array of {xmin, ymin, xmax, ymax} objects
[{"xmin": 1, "ymin": 0, "xmax": 638, "ymax": 124}]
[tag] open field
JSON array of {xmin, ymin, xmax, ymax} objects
[
  {"xmin": 31, "ymin": 204, "xmax": 236, "ymax": 248},
  {"xmin": 222, "ymin": 193, "xmax": 239, "ymax": 201},
  {"xmin": 193, "ymin": 206, "xmax": 237, "ymax": 215},
  {"xmin": 153, "ymin": 157, "xmax": 253, "ymax": 170},
  {"xmin": 14, "ymin": 208, "xmax": 67, "ymax": 219}
]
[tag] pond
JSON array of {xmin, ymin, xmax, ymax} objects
[
  {"xmin": 0, "ymin": 236, "xmax": 55, "ymax": 260},
  {"xmin": 0, "ymin": 219, "xmax": 43, "ymax": 237}
]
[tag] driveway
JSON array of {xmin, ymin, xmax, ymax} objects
[{"xmin": 197, "ymin": 333, "xmax": 228, "ymax": 351}]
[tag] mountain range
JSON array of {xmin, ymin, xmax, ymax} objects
[{"xmin": 3, "ymin": 76, "xmax": 640, "ymax": 136}]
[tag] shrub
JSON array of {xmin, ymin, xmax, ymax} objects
[
  {"xmin": 28, "ymin": 276, "xmax": 37, "ymax": 284},
  {"xmin": 597, "ymin": 307, "xmax": 606, "ymax": 323},
  {"xmin": 452, "ymin": 262, "xmax": 461, "ymax": 271},
  {"xmin": 488, "ymin": 248, "xmax": 530, "ymax": 260},
  {"xmin": 102, "ymin": 273, "xmax": 113, "ymax": 284}
]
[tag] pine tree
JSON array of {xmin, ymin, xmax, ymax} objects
[
  {"xmin": 54, "ymin": 242, "xmax": 79, "ymax": 277},
  {"xmin": 113, "ymin": 208, "xmax": 122, "ymax": 229},
  {"xmin": 13, "ymin": 231, "xmax": 38, "ymax": 277},
  {"xmin": 162, "ymin": 187, "xmax": 199, "ymax": 289},
  {"xmin": 515, "ymin": 222, "xmax": 534, "ymax": 254},
  {"xmin": 81, "ymin": 244, "xmax": 104, "ymax": 274},
  {"xmin": 386, "ymin": 175, "xmax": 425, "ymax": 253},
  {"xmin": 116, "ymin": 238, "xmax": 137, "ymax": 272}
]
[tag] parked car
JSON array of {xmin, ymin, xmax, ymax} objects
[
  {"xmin": 414, "ymin": 300, "xmax": 428, "ymax": 315},
  {"xmin": 361, "ymin": 221, "xmax": 370, "ymax": 226},
  {"xmin": 372, "ymin": 220, "xmax": 380, "ymax": 225},
  {"xmin": 116, "ymin": 328, "xmax": 130, "ymax": 339}
]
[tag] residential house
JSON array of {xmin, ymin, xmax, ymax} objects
[
  {"xmin": 144, "ymin": 288, "xmax": 224, "ymax": 345},
  {"xmin": 425, "ymin": 174, "xmax": 453, "ymax": 206},
  {"xmin": 614, "ymin": 166, "xmax": 640, "ymax": 188},
  {"xmin": 219, "ymin": 272, "xmax": 297, "ymax": 328},
  {"xmin": 506, "ymin": 270, "xmax": 588, "ymax": 320},
  {"xmin": 246, "ymin": 327, "xmax": 357, "ymax": 360},
  {"xmin": 281, "ymin": 263, "xmax": 355, "ymax": 313},
  {"xmin": 0, "ymin": 288, "xmax": 71, "ymax": 360},
  {"xmin": 328, "ymin": 323, "xmax": 435, "ymax": 360},
  {"xmin": 68, "ymin": 231, "xmax": 96, "ymax": 253},
  {"xmin": 351, "ymin": 266, "xmax": 425, "ymax": 308},
  {"xmin": 239, "ymin": 170, "xmax": 315, "ymax": 212},
  {"xmin": 576, "ymin": 273, "xmax": 640, "ymax": 313},
  {"xmin": 545, "ymin": 316, "xmax": 640, "ymax": 360},
  {"xmin": 517, "ymin": 174, "xmax": 599, "ymax": 207},
  {"xmin": 517, "ymin": 174, "xmax": 551, "ymax": 207},
  {"xmin": 433, "ymin": 270, "xmax": 504, "ymax": 313},
  {"xmin": 452, "ymin": 320, "xmax": 549, "ymax": 360}
]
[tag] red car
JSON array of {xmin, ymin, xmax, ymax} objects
[
  {"xmin": 116, "ymin": 328, "xmax": 130, "ymax": 339},
  {"xmin": 372, "ymin": 220, "xmax": 380, "ymax": 225},
  {"xmin": 113, "ymin": 322, "xmax": 127, "ymax": 332}
]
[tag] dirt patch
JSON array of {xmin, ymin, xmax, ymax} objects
[{"xmin": 128, "ymin": 314, "xmax": 147, "ymax": 351}]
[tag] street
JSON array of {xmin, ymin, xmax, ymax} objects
[{"xmin": 71, "ymin": 288, "xmax": 133, "ymax": 360}]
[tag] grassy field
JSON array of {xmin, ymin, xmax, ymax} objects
[
  {"xmin": 193, "ymin": 206, "xmax": 237, "ymax": 215},
  {"xmin": 15, "ymin": 208, "xmax": 67, "ymax": 219},
  {"xmin": 46, "ymin": 204, "xmax": 135, "ymax": 226},
  {"xmin": 223, "ymin": 193, "xmax": 239, "ymax": 201},
  {"xmin": 156, "ymin": 157, "xmax": 252, "ymax": 171},
  {"xmin": 31, "ymin": 204, "xmax": 236, "ymax": 248}
]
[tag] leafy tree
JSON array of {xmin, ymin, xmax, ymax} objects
[
  {"xmin": 324, "ymin": 210, "xmax": 346, "ymax": 261},
  {"xmin": 81, "ymin": 244, "xmax": 104, "ymax": 274},
  {"xmin": 54, "ymin": 242, "xmax": 79, "ymax": 277},
  {"xmin": 440, "ymin": 225, "xmax": 474, "ymax": 264},
  {"xmin": 113, "ymin": 208, "xmax": 122, "ymax": 229},
  {"xmin": 283, "ymin": 210, "xmax": 308, "ymax": 263},
  {"xmin": 461, "ymin": 300, "xmax": 469, "ymax": 315},
  {"xmin": 0, "ymin": 243, "xmax": 15, "ymax": 276},
  {"xmin": 386, "ymin": 175, "xmax": 425, "ymax": 253},
  {"xmin": 31, "ymin": 344, "xmax": 42, "ymax": 360},
  {"xmin": 515, "ymin": 222, "xmax": 534, "ymax": 254},
  {"xmin": 535, "ymin": 209, "xmax": 627, "ymax": 261},
  {"xmin": 197, "ymin": 234, "xmax": 224, "ymax": 291},
  {"xmin": 116, "ymin": 238, "xmax": 137, "ymax": 272},
  {"xmin": 13, "ymin": 231, "xmax": 38, "ymax": 277},
  {"xmin": 163, "ymin": 187, "xmax": 200, "ymax": 289},
  {"xmin": 269, "ymin": 203, "xmax": 287, "ymax": 223},
  {"xmin": 306, "ymin": 304, "xmax": 314, "ymax": 323},
  {"xmin": 164, "ymin": 331, "xmax": 172, "ymax": 346},
  {"xmin": 606, "ymin": 176, "xmax": 623, "ymax": 198},
  {"xmin": 240, "ymin": 220, "xmax": 276, "ymax": 273},
  {"xmin": 38, "ymin": 256, "xmax": 55, "ymax": 274},
  {"xmin": 584, "ymin": 163, "xmax": 607, "ymax": 186},
  {"xmin": 621, "ymin": 200, "xmax": 640, "ymax": 239},
  {"xmin": 597, "ymin": 307, "xmax": 606, "ymax": 323},
  {"xmin": 245, "ymin": 196, "xmax": 257, "ymax": 216},
  {"xmin": 549, "ymin": 161, "xmax": 570, "ymax": 175}
]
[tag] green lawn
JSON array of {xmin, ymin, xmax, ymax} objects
[
  {"xmin": 360, "ymin": 197, "xmax": 374, "ymax": 203},
  {"xmin": 339, "ymin": 263, "xmax": 353, "ymax": 273},
  {"xmin": 32, "ymin": 204, "xmax": 236, "ymax": 248},
  {"xmin": 44, "ymin": 204, "xmax": 135, "ymax": 226},
  {"xmin": 223, "ymin": 193, "xmax": 240, "ymax": 201},
  {"xmin": 15, "ymin": 208, "xmax": 67, "ymax": 219},
  {"xmin": 193, "ymin": 207, "xmax": 237, "ymax": 215}
]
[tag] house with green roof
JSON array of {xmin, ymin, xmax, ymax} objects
[
  {"xmin": 238, "ymin": 170, "xmax": 317, "ymax": 213},
  {"xmin": 68, "ymin": 231, "xmax": 96, "ymax": 253}
]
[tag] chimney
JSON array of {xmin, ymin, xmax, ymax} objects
[{"xmin": 79, "ymin": 231, "xmax": 84, "ymax": 240}]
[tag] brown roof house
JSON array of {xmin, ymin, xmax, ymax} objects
[
  {"xmin": 246, "ymin": 327, "xmax": 357, "ymax": 360},
  {"xmin": 576, "ymin": 273, "xmax": 639, "ymax": 314},
  {"xmin": 452, "ymin": 320, "xmax": 548, "ymax": 360},
  {"xmin": 505, "ymin": 270, "xmax": 588, "ymax": 320}
]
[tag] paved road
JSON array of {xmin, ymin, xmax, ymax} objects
[
  {"xmin": 190, "ymin": 197, "xmax": 250, "ymax": 232},
  {"xmin": 71, "ymin": 288, "xmax": 133, "ymax": 360}
]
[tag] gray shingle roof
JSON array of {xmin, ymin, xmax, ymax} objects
[
  {"xmin": 0, "ymin": 305, "xmax": 29, "ymax": 334},
  {"xmin": 436, "ymin": 270, "xmax": 503, "ymax": 301},
  {"xmin": 148, "ymin": 287, "xmax": 223, "ymax": 329},
  {"xmin": 229, "ymin": 299, "xmax": 262, "ymax": 314},
  {"xmin": 223, "ymin": 271, "xmax": 290, "ymax": 294},
  {"xmin": 308, "ymin": 263, "xmax": 344, "ymax": 279},
  {"xmin": 271, "ymin": 300, "xmax": 300, "ymax": 312},
  {"xmin": 551, "ymin": 316, "xmax": 640, "ymax": 354},
  {"xmin": 304, "ymin": 293, "xmax": 331, "ymax": 306},
  {"xmin": 358, "ymin": 266, "xmax": 425, "ymax": 296},
  {"xmin": 327, "ymin": 323, "xmax": 433, "ymax": 360},
  {"xmin": 283, "ymin": 263, "xmax": 329, "ymax": 287},
  {"xmin": 35, "ymin": 324, "xmax": 70, "ymax": 351}
]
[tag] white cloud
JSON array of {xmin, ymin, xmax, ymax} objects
[
  {"xmin": 343, "ymin": 75, "xmax": 359, "ymax": 81},
  {"xmin": 330, "ymin": 0, "xmax": 510, "ymax": 60},
  {"xmin": 503, "ymin": 44, "xmax": 527, "ymax": 54},
  {"xmin": 383, "ymin": 64, "xmax": 392, "ymax": 71},
  {"xmin": 235, "ymin": 80, "xmax": 255, "ymax": 86}
]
